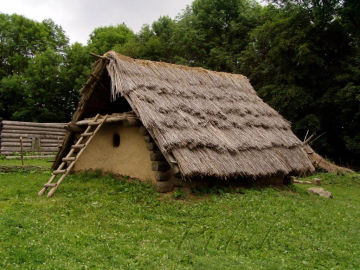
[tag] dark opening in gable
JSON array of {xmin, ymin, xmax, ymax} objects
[{"xmin": 81, "ymin": 69, "xmax": 132, "ymax": 119}]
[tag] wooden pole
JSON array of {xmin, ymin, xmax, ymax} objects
[
  {"xmin": 309, "ymin": 132, "xmax": 326, "ymax": 145},
  {"xmin": 20, "ymin": 136, "xmax": 24, "ymax": 166},
  {"xmin": 303, "ymin": 129, "xmax": 309, "ymax": 142},
  {"xmin": 2, "ymin": 120, "xmax": 65, "ymax": 128},
  {"xmin": 303, "ymin": 134, "xmax": 315, "ymax": 145},
  {"xmin": 90, "ymin": 52, "xmax": 108, "ymax": 60},
  {"xmin": 65, "ymin": 123, "xmax": 82, "ymax": 132}
]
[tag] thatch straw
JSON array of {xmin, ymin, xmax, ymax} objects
[{"xmin": 104, "ymin": 51, "xmax": 314, "ymax": 178}]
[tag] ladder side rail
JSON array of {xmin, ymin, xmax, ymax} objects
[
  {"xmin": 46, "ymin": 114, "xmax": 108, "ymax": 197},
  {"xmin": 38, "ymin": 114, "xmax": 101, "ymax": 196}
]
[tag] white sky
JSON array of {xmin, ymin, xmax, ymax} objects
[{"xmin": 0, "ymin": 0, "xmax": 193, "ymax": 44}]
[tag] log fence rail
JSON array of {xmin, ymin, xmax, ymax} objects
[{"xmin": 0, "ymin": 120, "xmax": 66, "ymax": 157}]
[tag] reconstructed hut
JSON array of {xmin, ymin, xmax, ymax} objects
[{"xmin": 49, "ymin": 51, "xmax": 314, "ymax": 194}]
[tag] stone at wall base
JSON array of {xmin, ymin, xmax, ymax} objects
[
  {"xmin": 172, "ymin": 177, "xmax": 185, "ymax": 187},
  {"xmin": 313, "ymin": 178, "xmax": 321, "ymax": 185},
  {"xmin": 308, "ymin": 187, "xmax": 333, "ymax": 198},
  {"xmin": 155, "ymin": 181, "xmax": 173, "ymax": 193}
]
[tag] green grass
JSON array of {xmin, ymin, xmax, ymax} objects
[
  {"xmin": 0, "ymin": 169, "xmax": 359, "ymax": 269},
  {"xmin": 0, "ymin": 157, "xmax": 52, "ymax": 168}
]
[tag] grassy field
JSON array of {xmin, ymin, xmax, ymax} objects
[
  {"xmin": 0, "ymin": 164, "xmax": 359, "ymax": 269},
  {"xmin": 0, "ymin": 157, "xmax": 53, "ymax": 167}
]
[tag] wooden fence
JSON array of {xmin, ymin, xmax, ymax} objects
[{"xmin": 0, "ymin": 120, "xmax": 66, "ymax": 156}]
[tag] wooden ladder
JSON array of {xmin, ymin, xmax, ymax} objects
[{"xmin": 38, "ymin": 114, "xmax": 108, "ymax": 197}]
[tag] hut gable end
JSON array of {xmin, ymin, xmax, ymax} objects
[{"xmin": 104, "ymin": 51, "xmax": 314, "ymax": 179}]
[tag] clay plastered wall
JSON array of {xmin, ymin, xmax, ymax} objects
[{"xmin": 73, "ymin": 123, "xmax": 156, "ymax": 182}]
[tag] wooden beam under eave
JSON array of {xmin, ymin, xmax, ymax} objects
[{"xmin": 75, "ymin": 115, "xmax": 138, "ymax": 126}]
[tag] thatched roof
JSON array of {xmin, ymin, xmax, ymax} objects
[
  {"xmin": 104, "ymin": 51, "xmax": 314, "ymax": 179},
  {"xmin": 54, "ymin": 51, "xmax": 314, "ymax": 179}
]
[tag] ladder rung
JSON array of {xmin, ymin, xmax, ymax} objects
[
  {"xmin": 44, "ymin": 183, "xmax": 56, "ymax": 188},
  {"xmin": 81, "ymin": 132, "xmax": 93, "ymax": 137},
  {"xmin": 88, "ymin": 121, "xmax": 100, "ymax": 126},
  {"xmin": 62, "ymin": 157, "xmax": 75, "ymax": 162},
  {"xmin": 72, "ymin": 144, "xmax": 85, "ymax": 149},
  {"xmin": 53, "ymin": 169, "xmax": 66, "ymax": 175}
]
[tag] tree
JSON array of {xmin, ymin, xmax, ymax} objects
[
  {"xmin": 117, "ymin": 17, "xmax": 177, "ymax": 62},
  {"xmin": 0, "ymin": 14, "xmax": 68, "ymax": 120},
  {"xmin": 62, "ymin": 42, "xmax": 92, "ymax": 99},
  {"xmin": 172, "ymin": 0, "xmax": 263, "ymax": 71},
  {"xmin": 11, "ymin": 49, "xmax": 67, "ymax": 122},
  {"xmin": 0, "ymin": 14, "xmax": 67, "ymax": 78},
  {"xmin": 240, "ymin": 0, "xmax": 360, "ymax": 166},
  {"xmin": 87, "ymin": 24, "xmax": 135, "ymax": 55},
  {"xmin": 118, "ymin": 1, "xmax": 263, "ymax": 70}
]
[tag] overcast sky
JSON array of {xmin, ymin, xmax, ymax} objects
[{"xmin": 1, "ymin": 0, "xmax": 193, "ymax": 44}]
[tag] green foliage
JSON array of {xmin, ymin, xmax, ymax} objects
[
  {"xmin": 185, "ymin": 0, "xmax": 262, "ymax": 71},
  {"xmin": 13, "ymin": 49, "xmax": 65, "ymax": 121},
  {"xmin": 119, "ymin": 0, "xmax": 262, "ymax": 70},
  {"xmin": 0, "ymin": 14, "xmax": 67, "ymax": 78},
  {"xmin": 62, "ymin": 43, "xmax": 92, "ymax": 97},
  {"xmin": 172, "ymin": 188, "xmax": 187, "ymax": 200},
  {"xmin": 0, "ymin": 74, "xmax": 26, "ymax": 118},
  {"xmin": 240, "ymin": 0, "xmax": 360, "ymax": 166},
  {"xmin": 0, "ymin": 169, "xmax": 360, "ymax": 268},
  {"xmin": 0, "ymin": 14, "xmax": 89, "ymax": 122},
  {"xmin": 87, "ymin": 24, "xmax": 135, "ymax": 55},
  {"xmin": 0, "ymin": 14, "xmax": 73, "ymax": 121},
  {"xmin": 118, "ymin": 17, "xmax": 177, "ymax": 62}
]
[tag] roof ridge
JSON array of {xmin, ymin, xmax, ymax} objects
[{"xmin": 104, "ymin": 50, "xmax": 249, "ymax": 80}]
